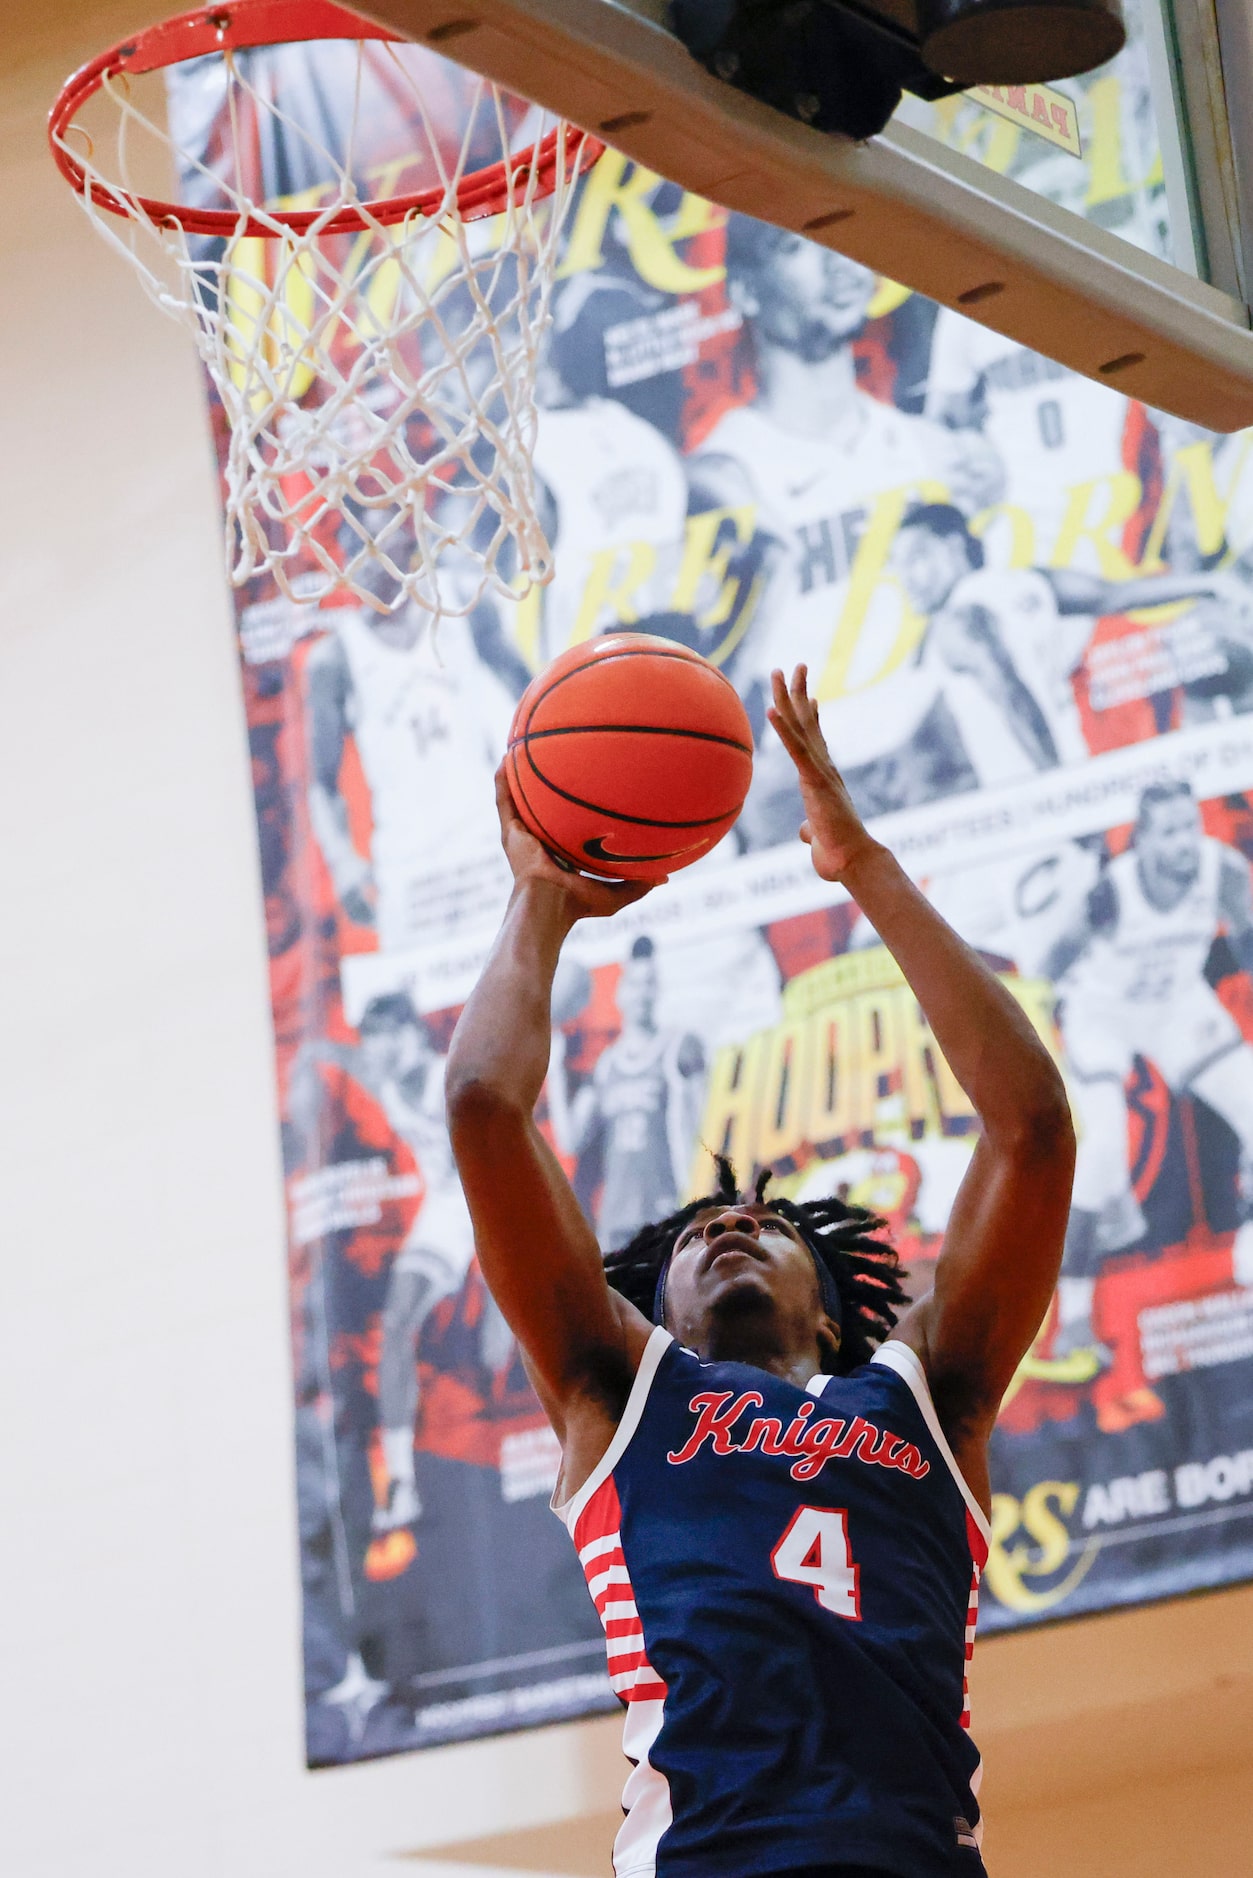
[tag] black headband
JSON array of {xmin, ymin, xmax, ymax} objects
[{"xmin": 651, "ymin": 1216, "xmax": 844, "ymax": 1334}]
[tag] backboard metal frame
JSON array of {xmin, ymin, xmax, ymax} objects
[{"xmin": 360, "ymin": 0, "xmax": 1253, "ymax": 429}]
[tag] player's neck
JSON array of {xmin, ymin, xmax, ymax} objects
[
  {"xmin": 755, "ymin": 345, "xmax": 861, "ymax": 439},
  {"xmin": 696, "ymin": 1323, "xmax": 822, "ymax": 1386}
]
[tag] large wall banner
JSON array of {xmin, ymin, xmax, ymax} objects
[{"xmin": 172, "ymin": 2, "xmax": 1253, "ymax": 1764}]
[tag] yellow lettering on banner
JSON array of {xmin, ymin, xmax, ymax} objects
[
  {"xmin": 756, "ymin": 1022, "xmax": 812, "ymax": 1167},
  {"xmin": 694, "ymin": 1035, "xmax": 766, "ymax": 1182},
  {"xmin": 930, "ymin": 95, "xmax": 1019, "ymax": 173},
  {"xmin": 1087, "ymin": 75, "xmax": 1132, "ymax": 206},
  {"xmin": 867, "ymin": 277, "xmax": 912, "ymax": 320},
  {"xmin": 509, "ymin": 579, "xmax": 543, "ymax": 672},
  {"xmin": 223, "ymin": 234, "xmax": 269, "ymax": 401},
  {"xmin": 809, "ymin": 1011, "xmax": 858, "ymax": 1148},
  {"xmin": 1139, "ymin": 440, "xmax": 1235, "ymax": 571},
  {"xmin": 972, "ymin": 502, "xmax": 1037, "ymax": 570},
  {"xmin": 853, "ymin": 992, "xmax": 900, "ymax": 1131},
  {"xmin": 569, "ymin": 543, "xmax": 658, "ymax": 643},
  {"xmin": 696, "ymin": 949, "xmax": 1004, "ymax": 1175},
  {"xmin": 224, "ymin": 235, "xmax": 320, "ymax": 411},
  {"xmin": 559, "ymin": 152, "xmax": 723, "ymax": 292},
  {"xmin": 1050, "ymin": 472, "xmax": 1142, "ymax": 576},
  {"xmin": 816, "ymin": 485, "xmax": 943, "ymax": 700},
  {"xmin": 670, "ymin": 506, "xmax": 757, "ymax": 627},
  {"xmin": 984, "ymin": 1484, "xmax": 1100, "ymax": 1613}
]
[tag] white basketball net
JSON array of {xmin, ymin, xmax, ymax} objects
[{"xmin": 54, "ymin": 36, "xmax": 589, "ymax": 617}]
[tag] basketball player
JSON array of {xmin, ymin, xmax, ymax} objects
[
  {"xmin": 892, "ymin": 502, "xmax": 1253, "ymax": 784},
  {"xmin": 924, "ymin": 312, "xmax": 1135, "ymax": 570},
  {"xmin": 297, "ymin": 992, "xmax": 501, "ymax": 1531},
  {"xmin": 1044, "ymin": 780, "xmax": 1253, "ymax": 1398},
  {"xmin": 695, "ymin": 218, "xmax": 1004, "ymax": 849},
  {"xmin": 446, "ymin": 665, "xmax": 1076, "ymax": 1877},
  {"xmin": 549, "ymin": 936, "xmax": 706, "ymax": 1253},
  {"xmin": 306, "ymin": 593, "xmax": 517, "ymax": 950}
]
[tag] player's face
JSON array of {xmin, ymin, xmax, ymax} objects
[
  {"xmin": 392, "ymin": 1019, "xmax": 434, "ymax": 1075},
  {"xmin": 892, "ymin": 526, "xmax": 970, "ymax": 614},
  {"xmin": 751, "ymin": 238, "xmax": 876, "ymax": 361},
  {"xmin": 359, "ymin": 1026, "xmax": 400, "ymax": 1083},
  {"xmin": 662, "ymin": 1204, "xmax": 839, "ymax": 1366},
  {"xmin": 1139, "ymin": 795, "xmax": 1203, "ymax": 881},
  {"xmin": 618, "ymin": 957, "xmax": 658, "ymax": 1027}
]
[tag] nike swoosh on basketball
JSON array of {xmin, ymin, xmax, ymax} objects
[{"xmin": 583, "ymin": 835, "xmax": 695, "ymax": 866}]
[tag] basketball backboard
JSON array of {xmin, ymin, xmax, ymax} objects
[{"xmin": 357, "ymin": 0, "xmax": 1253, "ymax": 429}]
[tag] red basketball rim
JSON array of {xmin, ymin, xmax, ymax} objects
[{"xmin": 49, "ymin": 0, "xmax": 603, "ymax": 238}]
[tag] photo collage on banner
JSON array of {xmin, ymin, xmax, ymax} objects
[{"xmin": 171, "ymin": 0, "xmax": 1253, "ymax": 1762}]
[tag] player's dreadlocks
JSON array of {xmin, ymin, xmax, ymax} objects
[{"xmin": 603, "ymin": 1155, "xmax": 909, "ymax": 1374}]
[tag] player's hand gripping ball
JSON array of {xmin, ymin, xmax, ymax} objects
[{"xmin": 505, "ymin": 635, "xmax": 754, "ymax": 881}]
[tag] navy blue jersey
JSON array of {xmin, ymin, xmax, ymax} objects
[{"xmin": 554, "ymin": 1328, "xmax": 990, "ymax": 1878}]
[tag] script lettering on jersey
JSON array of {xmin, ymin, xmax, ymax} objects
[{"xmin": 667, "ymin": 1390, "xmax": 929, "ymax": 1484}]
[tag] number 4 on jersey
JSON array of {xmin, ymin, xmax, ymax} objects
[{"xmin": 771, "ymin": 1506, "xmax": 862, "ymax": 1620}]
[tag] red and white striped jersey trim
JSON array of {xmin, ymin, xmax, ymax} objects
[
  {"xmin": 961, "ymin": 1507, "xmax": 988, "ymax": 1733},
  {"xmin": 574, "ymin": 1475, "xmax": 668, "ymax": 1702}
]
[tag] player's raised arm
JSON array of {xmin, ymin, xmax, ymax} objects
[
  {"xmin": 768, "ymin": 667, "xmax": 1076, "ymax": 1507},
  {"xmin": 445, "ymin": 770, "xmax": 657, "ymax": 1434}
]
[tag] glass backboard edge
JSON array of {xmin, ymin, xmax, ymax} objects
[{"xmin": 361, "ymin": 0, "xmax": 1253, "ymax": 425}]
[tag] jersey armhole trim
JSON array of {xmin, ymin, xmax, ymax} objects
[
  {"xmin": 551, "ymin": 1324, "xmax": 673, "ymax": 1532},
  {"xmin": 871, "ymin": 1340, "xmax": 992, "ymax": 1547}
]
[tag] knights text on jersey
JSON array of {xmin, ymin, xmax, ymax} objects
[{"xmin": 554, "ymin": 1329, "xmax": 990, "ymax": 1878}]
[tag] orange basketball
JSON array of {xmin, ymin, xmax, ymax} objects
[{"xmin": 505, "ymin": 635, "xmax": 754, "ymax": 881}]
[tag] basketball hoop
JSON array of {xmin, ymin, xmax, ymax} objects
[{"xmin": 49, "ymin": 2, "xmax": 601, "ymax": 616}]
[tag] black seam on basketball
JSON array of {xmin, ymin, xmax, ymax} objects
[
  {"xmin": 508, "ymin": 747, "xmax": 587, "ymax": 872},
  {"xmin": 508, "ymin": 748, "xmax": 742, "ymax": 831},
  {"xmin": 513, "ymin": 723, "xmax": 753, "ymax": 755},
  {"xmin": 522, "ymin": 646, "xmax": 743, "ymax": 728},
  {"xmin": 516, "ymin": 739, "xmax": 701, "ymax": 868}
]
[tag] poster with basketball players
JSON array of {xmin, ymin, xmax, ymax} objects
[{"xmin": 171, "ymin": 0, "xmax": 1253, "ymax": 1764}]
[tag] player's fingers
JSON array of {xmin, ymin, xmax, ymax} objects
[
  {"xmin": 494, "ymin": 761, "xmax": 521, "ymax": 833},
  {"xmin": 585, "ymin": 876, "xmax": 663, "ymax": 914},
  {"xmin": 766, "ymin": 704, "xmax": 805, "ymax": 760},
  {"xmin": 622, "ymin": 877, "xmax": 665, "ymax": 904},
  {"xmin": 770, "ymin": 667, "xmax": 796, "ymax": 723},
  {"xmin": 799, "ymin": 821, "xmax": 813, "ymax": 845}
]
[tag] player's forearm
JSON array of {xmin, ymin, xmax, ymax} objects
[
  {"xmin": 840, "ymin": 842, "xmax": 1070, "ymax": 1145},
  {"xmin": 446, "ymin": 880, "xmax": 574, "ymax": 1116},
  {"xmin": 1109, "ymin": 570, "xmax": 1230, "ymax": 612}
]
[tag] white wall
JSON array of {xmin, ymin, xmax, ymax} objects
[
  {"xmin": 1, "ymin": 6, "xmax": 618, "ymax": 1874},
  {"xmin": 3, "ymin": 8, "xmax": 1251, "ymax": 1878}
]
